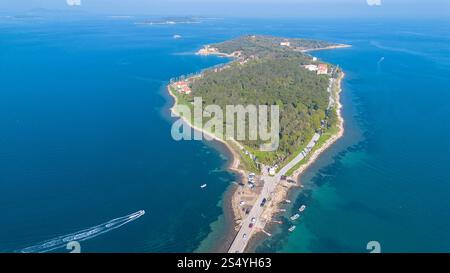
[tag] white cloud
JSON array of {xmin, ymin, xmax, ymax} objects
[
  {"xmin": 66, "ymin": 0, "xmax": 81, "ymax": 6},
  {"xmin": 367, "ymin": 0, "xmax": 382, "ymax": 6}
]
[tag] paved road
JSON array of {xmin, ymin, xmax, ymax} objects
[
  {"xmin": 277, "ymin": 133, "xmax": 320, "ymax": 175},
  {"xmin": 228, "ymin": 173, "xmax": 279, "ymax": 253},
  {"xmin": 228, "ymin": 133, "xmax": 321, "ymax": 253}
]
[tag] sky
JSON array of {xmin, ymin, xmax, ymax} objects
[{"xmin": 0, "ymin": 0, "xmax": 449, "ymax": 18}]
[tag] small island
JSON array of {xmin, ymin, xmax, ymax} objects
[
  {"xmin": 135, "ymin": 16, "xmax": 201, "ymax": 25},
  {"xmin": 167, "ymin": 35, "xmax": 349, "ymax": 253}
]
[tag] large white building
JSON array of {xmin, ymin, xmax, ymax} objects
[
  {"xmin": 302, "ymin": 64, "xmax": 329, "ymax": 75},
  {"xmin": 303, "ymin": 64, "xmax": 318, "ymax": 71}
]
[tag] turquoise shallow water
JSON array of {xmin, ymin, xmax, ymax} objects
[
  {"xmin": 254, "ymin": 19, "xmax": 450, "ymax": 253},
  {"xmin": 0, "ymin": 16, "xmax": 449, "ymax": 252}
]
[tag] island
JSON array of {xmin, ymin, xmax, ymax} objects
[
  {"xmin": 167, "ymin": 35, "xmax": 350, "ymax": 253},
  {"xmin": 135, "ymin": 16, "xmax": 201, "ymax": 25}
]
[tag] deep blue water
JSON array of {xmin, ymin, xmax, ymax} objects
[
  {"xmin": 1, "ymin": 16, "xmax": 449, "ymax": 252},
  {"xmin": 0, "ymin": 17, "xmax": 236, "ymax": 252}
]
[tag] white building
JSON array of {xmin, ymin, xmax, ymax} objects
[{"xmin": 303, "ymin": 64, "xmax": 318, "ymax": 71}]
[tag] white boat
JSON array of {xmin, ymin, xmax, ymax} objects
[
  {"xmin": 299, "ymin": 205, "xmax": 306, "ymax": 212},
  {"xmin": 200, "ymin": 184, "xmax": 207, "ymax": 189},
  {"xmin": 173, "ymin": 34, "xmax": 182, "ymax": 39},
  {"xmin": 285, "ymin": 200, "xmax": 291, "ymax": 204},
  {"xmin": 290, "ymin": 214, "xmax": 300, "ymax": 221},
  {"xmin": 288, "ymin": 225, "xmax": 296, "ymax": 232}
]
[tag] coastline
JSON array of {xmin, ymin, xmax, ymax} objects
[
  {"xmin": 291, "ymin": 71, "xmax": 345, "ymax": 182},
  {"xmin": 166, "ymin": 86, "xmax": 245, "ymax": 178},
  {"xmin": 240, "ymin": 71, "xmax": 345, "ymax": 252},
  {"xmin": 166, "ymin": 44, "xmax": 346, "ymax": 253},
  {"xmin": 252, "ymin": 71, "xmax": 345, "ymax": 249},
  {"xmin": 302, "ymin": 44, "xmax": 351, "ymax": 53},
  {"xmin": 166, "ymin": 85, "xmax": 243, "ymax": 252}
]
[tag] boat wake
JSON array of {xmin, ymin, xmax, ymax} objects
[{"xmin": 17, "ymin": 210, "xmax": 145, "ymax": 253}]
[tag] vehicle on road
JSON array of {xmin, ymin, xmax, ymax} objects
[{"xmin": 260, "ymin": 198, "xmax": 267, "ymax": 207}]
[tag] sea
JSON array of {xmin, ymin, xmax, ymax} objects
[{"xmin": 0, "ymin": 14, "xmax": 449, "ymax": 253}]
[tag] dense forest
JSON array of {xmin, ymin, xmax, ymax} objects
[
  {"xmin": 184, "ymin": 35, "xmax": 338, "ymax": 165},
  {"xmin": 211, "ymin": 35, "xmax": 335, "ymax": 58}
]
